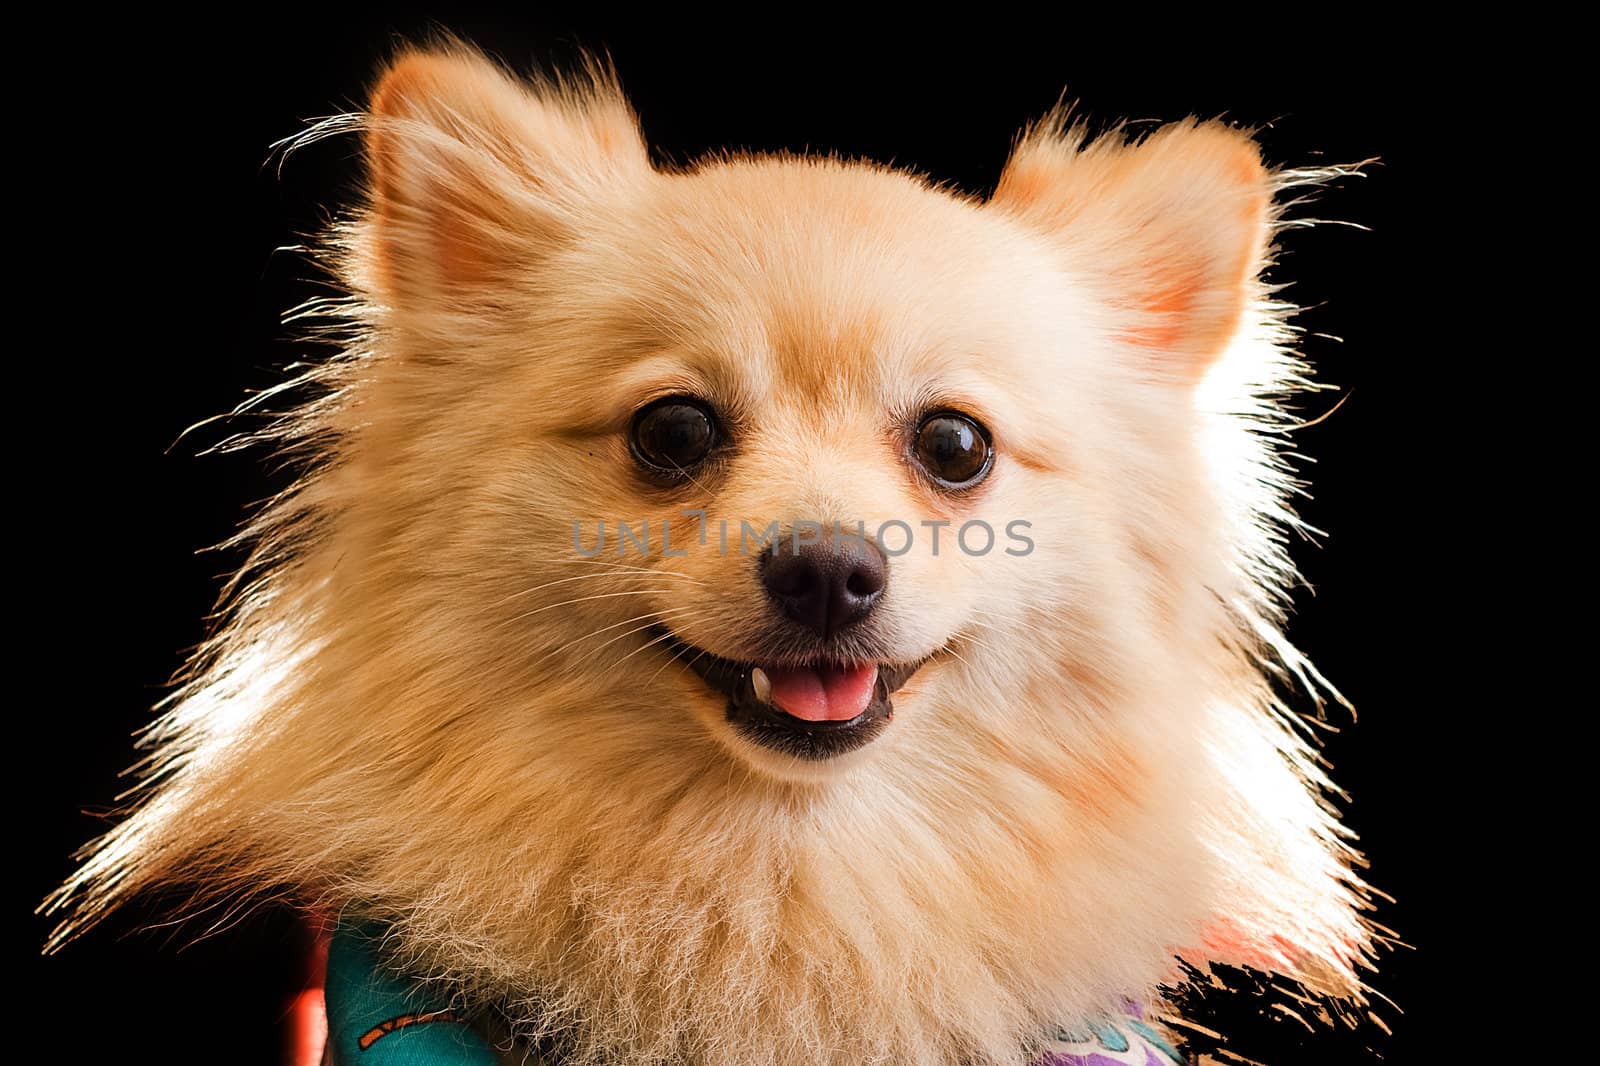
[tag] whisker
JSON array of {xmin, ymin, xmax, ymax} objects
[
  {"xmin": 643, "ymin": 624, "xmax": 709, "ymax": 687},
  {"xmin": 967, "ymin": 607, "xmax": 1051, "ymax": 642},
  {"xmin": 942, "ymin": 644, "xmax": 975, "ymax": 669},
  {"xmin": 539, "ymin": 605, "xmax": 701, "ymax": 663},
  {"xmin": 501, "ymin": 589, "xmax": 684, "ymax": 626},
  {"xmin": 492, "ymin": 564, "xmax": 705, "ymax": 607},
  {"xmin": 663, "ymin": 458, "xmax": 716, "ymax": 498},
  {"xmin": 580, "ymin": 611, "xmax": 699, "ymax": 661},
  {"xmin": 524, "ymin": 615, "xmax": 690, "ymax": 685},
  {"xmin": 680, "ymin": 643, "xmax": 715, "ymax": 676},
  {"xmin": 641, "ymin": 625, "xmax": 726, "ymax": 687},
  {"xmin": 618, "ymin": 624, "xmax": 699, "ymax": 676}
]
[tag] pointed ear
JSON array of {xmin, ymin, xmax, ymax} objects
[
  {"xmin": 991, "ymin": 118, "xmax": 1272, "ymax": 381},
  {"xmin": 363, "ymin": 48, "xmax": 649, "ymax": 308}
]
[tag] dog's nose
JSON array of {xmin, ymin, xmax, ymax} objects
[{"xmin": 760, "ymin": 530, "xmax": 887, "ymax": 639}]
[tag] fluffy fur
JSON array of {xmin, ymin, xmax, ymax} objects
[{"xmin": 48, "ymin": 45, "xmax": 1372, "ymax": 1065}]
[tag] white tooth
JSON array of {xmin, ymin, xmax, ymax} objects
[{"xmin": 750, "ymin": 667, "xmax": 772, "ymax": 704}]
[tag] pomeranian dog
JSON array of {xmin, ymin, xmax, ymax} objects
[{"xmin": 47, "ymin": 43, "xmax": 1372, "ymax": 1065}]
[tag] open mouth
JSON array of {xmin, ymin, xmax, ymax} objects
[{"xmin": 654, "ymin": 629, "xmax": 931, "ymax": 760}]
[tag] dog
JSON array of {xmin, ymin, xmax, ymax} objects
[{"xmin": 47, "ymin": 42, "xmax": 1373, "ymax": 1065}]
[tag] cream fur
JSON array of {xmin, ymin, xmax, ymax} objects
[{"xmin": 46, "ymin": 45, "xmax": 1372, "ymax": 1065}]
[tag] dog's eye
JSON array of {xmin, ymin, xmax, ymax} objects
[
  {"xmin": 913, "ymin": 412, "xmax": 993, "ymax": 489},
  {"xmin": 630, "ymin": 398, "xmax": 719, "ymax": 473}
]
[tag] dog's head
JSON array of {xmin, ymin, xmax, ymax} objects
[
  {"xmin": 356, "ymin": 50, "xmax": 1272, "ymax": 785},
  {"xmin": 51, "ymin": 47, "xmax": 1370, "ymax": 1063}
]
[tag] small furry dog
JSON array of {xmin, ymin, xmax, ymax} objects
[{"xmin": 48, "ymin": 43, "xmax": 1373, "ymax": 1065}]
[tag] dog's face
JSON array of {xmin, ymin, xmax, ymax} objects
[
  {"xmin": 363, "ymin": 51, "xmax": 1267, "ymax": 785},
  {"xmin": 526, "ymin": 169, "xmax": 1113, "ymax": 782}
]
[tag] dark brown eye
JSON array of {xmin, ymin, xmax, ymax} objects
[
  {"xmin": 913, "ymin": 411, "xmax": 992, "ymax": 488},
  {"xmin": 630, "ymin": 398, "xmax": 718, "ymax": 473}
]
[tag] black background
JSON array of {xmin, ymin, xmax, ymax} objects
[{"xmin": 21, "ymin": 10, "xmax": 1476, "ymax": 1063}]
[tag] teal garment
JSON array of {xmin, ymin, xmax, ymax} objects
[
  {"xmin": 323, "ymin": 922, "xmax": 1180, "ymax": 1065},
  {"xmin": 325, "ymin": 923, "xmax": 498, "ymax": 1064}
]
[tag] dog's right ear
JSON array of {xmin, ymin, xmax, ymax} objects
[{"xmin": 363, "ymin": 47, "xmax": 649, "ymax": 309}]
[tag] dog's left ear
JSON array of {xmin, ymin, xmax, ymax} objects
[{"xmin": 991, "ymin": 118, "xmax": 1272, "ymax": 382}]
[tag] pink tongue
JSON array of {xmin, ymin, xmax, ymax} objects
[{"xmin": 761, "ymin": 662, "xmax": 879, "ymax": 722}]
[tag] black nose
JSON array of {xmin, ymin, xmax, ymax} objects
[{"xmin": 760, "ymin": 529, "xmax": 888, "ymax": 639}]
